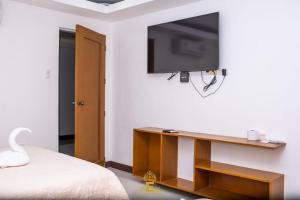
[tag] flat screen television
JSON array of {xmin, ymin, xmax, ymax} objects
[{"xmin": 148, "ymin": 12, "xmax": 219, "ymax": 73}]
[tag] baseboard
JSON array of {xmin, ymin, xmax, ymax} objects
[{"xmin": 105, "ymin": 161, "xmax": 132, "ymax": 173}]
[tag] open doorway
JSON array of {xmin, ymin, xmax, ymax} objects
[{"xmin": 58, "ymin": 30, "xmax": 75, "ymax": 156}]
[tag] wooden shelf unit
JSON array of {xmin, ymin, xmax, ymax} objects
[{"xmin": 133, "ymin": 128, "xmax": 285, "ymax": 200}]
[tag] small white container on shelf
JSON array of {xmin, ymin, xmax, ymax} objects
[{"xmin": 247, "ymin": 130, "xmax": 259, "ymax": 141}]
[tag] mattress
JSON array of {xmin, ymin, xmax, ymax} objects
[{"xmin": 0, "ymin": 146, "xmax": 128, "ymax": 200}]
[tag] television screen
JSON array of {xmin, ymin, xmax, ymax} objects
[{"xmin": 148, "ymin": 12, "xmax": 219, "ymax": 73}]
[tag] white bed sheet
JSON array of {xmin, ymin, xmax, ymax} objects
[{"xmin": 0, "ymin": 146, "xmax": 128, "ymax": 200}]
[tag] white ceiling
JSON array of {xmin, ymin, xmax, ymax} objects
[{"xmin": 13, "ymin": 0, "xmax": 202, "ymax": 22}]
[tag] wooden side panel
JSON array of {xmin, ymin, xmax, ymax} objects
[
  {"xmin": 133, "ymin": 131, "xmax": 149, "ymax": 175},
  {"xmin": 210, "ymin": 172, "xmax": 269, "ymax": 199},
  {"xmin": 161, "ymin": 135, "xmax": 178, "ymax": 182},
  {"xmin": 148, "ymin": 134, "xmax": 161, "ymax": 180},
  {"xmin": 269, "ymin": 176, "xmax": 284, "ymax": 200}
]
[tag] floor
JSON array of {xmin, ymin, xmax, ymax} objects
[
  {"xmin": 110, "ymin": 168, "xmax": 207, "ymax": 200},
  {"xmin": 59, "ymin": 143, "xmax": 74, "ymax": 156}
]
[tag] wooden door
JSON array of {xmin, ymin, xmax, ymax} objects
[{"xmin": 74, "ymin": 25, "xmax": 105, "ymax": 166}]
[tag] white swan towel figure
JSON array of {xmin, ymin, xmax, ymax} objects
[{"xmin": 0, "ymin": 127, "xmax": 31, "ymax": 168}]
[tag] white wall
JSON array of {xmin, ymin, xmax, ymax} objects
[
  {"xmin": 0, "ymin": 0, "xmax": 113, "ymax": 160},
  {"xmin": 111, "ymin": 0, "xmax": 300, "ymax": 197},
  {"xmin": 1, "ymin": 0, "xmax": 299, "ymax": 197}
]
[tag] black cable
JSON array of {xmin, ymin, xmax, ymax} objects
[
  {"xmin": 201, "ymin": 71, "xmax": 217, "ymax": 92},
  {"xmin": 190, "ymin": 74, "xmax": 226, "ymax": 98},
  {"xmin": 167, "ymin": 72, "xmax": 178, "ymax": 80},
  {"xmin": 203, "ymin": 74, "xmax": 217, "ymax": 92}
]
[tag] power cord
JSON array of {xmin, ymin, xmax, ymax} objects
[
  {"xmin": 190, "ymin": 69, "xmax": 226, "ymax": 98},
  {"xmin": 202, "ymin": 71, "xmax": 217, "ymax": 92}
]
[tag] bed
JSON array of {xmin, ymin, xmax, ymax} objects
[{"xmin": 0, "ymin": 146, "xmax": 128, "ymax": 200}]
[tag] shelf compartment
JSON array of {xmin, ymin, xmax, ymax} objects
[
  {"xmin": 195, "ymin": 160, "xmax": 283, "ymax": 182},
  {"xmin": 161, "ymin": 178, "xmax": 194, "ymax": 192},
  {"xmin": 133, "ymin": 130, "xmax": 161, "ymax": 180},
  {"xmin": 194, "ymin": 168, "xmax": 270, "ymax": 200},
  {"xmin": 160, "ymin": 134, "xmax": 178, "ymax": 182},
  {"xmin": 195, "ymin": 187, "xmax": 258, "ymax": 200},
  {"xmin": 194, "ymin": 139, "xmax": 211, "ymax": 165}
]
